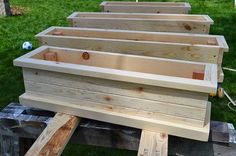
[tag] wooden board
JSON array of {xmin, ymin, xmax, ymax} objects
[
  {"xmin": 22, "ymin": 68, "xmax": 208, "ymax": 109},
  {"xmin": 138, "ymin": 130, "xmax": 168, "ymax": 156},
  {"xmin": 25, "ymin": 113, "xmax": 79, "ymax": 156},
  {"xmin": 19, "ymin": 92, "xmax": 211, "ymax": 141},
  {"xmin": 100, "ymin": 1, "xmax": 191, "ymax": 14},
  {"xmin": 23, "ymin": 67, "xmax": 212, "ymax": 127},
  {"xmin": 24, "ymin": 81, "xmax": 207, "ymax": 120},
  {"xmin": 22, "ymin": 69, "xmax": 209, "ymax": 127},
  {"xmin": 67, "ymin": 12, "xmax": 213, "ymax": 34},
  {"xmin": 36, "ymin": 27, "xmax": 229, "ymax": 62},
  {"xmin": 36, "ymin": 27, "xmax": 228, "ymax": 82}
]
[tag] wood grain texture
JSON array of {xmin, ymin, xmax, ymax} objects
[
  {"xmin": 22, "ymin": 68, "xmax": 209, "ymax": 127},
  {"xmin": 100, "ymin": 1, "xmax": 191, "ymax": 14},
  {"xmin": 24, "ymin": 81, "xmax": 207, "ymax": 121},
  {"xmin": 22, "ymin": 68, "xmax": 209, "ymax": 108},
  {"xmin": 19, "ymin": 92, "xmax": 211, "ymax": 141},
  {"xmin": 14, "ymin": 46, "xmax": 218, "ymax": 94},
  {"xmin": 38, "ymin": 36, "xmax": 221, "ymax": 64},
  {"xmin": 36, "ymin": 26, "xmax": 228, "ymax": 82},
  {"xmin": 25, "ymin": 113, "xmax": 80, "ymax": 156},
  {"xmin": 36, "ymin": 27, "xmax": 228, "ymax": 51},
  {"xmin": 67, "ymin": 12, "xmax": 213, "ymax": 34},
  {"xmin": 36, "ymin": 27, "xmax": 229, "ymax": 61},
  {"xmin": 138, "ymin": 130, "xmax": 168, "ymax": 156}
]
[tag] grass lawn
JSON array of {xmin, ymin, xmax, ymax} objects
[{"xmin": 0, "ymin": 0, "xmax": 236, "ymax": 155}]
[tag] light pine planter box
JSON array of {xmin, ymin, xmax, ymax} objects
[
  {"xmin": 36, "ymin": 27, "xmax": 228, "ymax": 82},
  {"xmin": 100, "ymin": 1, "xmax": 191, "ymax": 14},
  {"xmin": 67, "ymin": 12, "xmax": 213, "ymax": 34},
  {"xmin": 14, "ymin": 46, "xmax": 218, "ymax": 141}
]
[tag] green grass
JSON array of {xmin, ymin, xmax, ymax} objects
[{"xmin": 0, "ymin": 0, "xmax": 236, "ymax": 155}]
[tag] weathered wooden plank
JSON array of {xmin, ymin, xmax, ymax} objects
[
  {"xmin": 211, "ymin": 121, "xmax": 229, "ymax": 143},
  {"xmin": 0, "ymin": 135, "xmax": 20, "ymax": 156},
  {"xmin": 0, "ymin": 103, "xmax": 52, "ymax": 139},
  {"xmin": 25, "ymin": 113, "xmax": 80, "ymax": 156},
  {"xmin": 72, "ymin": 119, "xmax": 236, "ymax": 152},
  {"xmin": 137, "ymin": 130, "xmax": 168, "ymax": 156},
  {"xmin": 67, "ymin": 12, "xmax": 213, "ymax": 34},
  {"xmin": 100, "ymin": 1, "xmax": 191, "ymax": 14}
]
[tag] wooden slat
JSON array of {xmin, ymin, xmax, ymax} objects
[
  {"xmin": 37, "ymin": 36, "xmax": 221, "ymax": 64},
  {"xmin": 67, "ymin": 12, "xmax": 213, "ymax": 34},
  {"xmin": 25, "ymin": 113, "xmax": 80, "ymax": 156},
  {"xmin": 138, "ymin": 130, "xmax": 168, "ymax": 156},
  {"xmin": 22, "ymin": 68, "xmax": 209, "ymax": 127},
  {"xmin": 36, "ymin": 27, "xmax": 228, "ymax": 49},
  {"xmin": 23, "ymin": 68, "xmax": 209, "ymax": 108},
  {"xmin": 100, "ymin": 1, "xmax": 191, "ymax": 14},
  {"xmin": 32, "ymin": 47, "xmax": 206, "ymax": 79},
  {"xmin": 19, "ymin": 92, "xmax": 211, "ymax": 141},
  {"xmin": 24, "ymin": 81, "xmax": 207, "ymax": 121},
  {"xmin": 101, "ymin": 1, "xmax": 188, "ymax": 6}
]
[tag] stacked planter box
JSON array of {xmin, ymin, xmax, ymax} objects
[
  {"xmin": 100, "ymin": 1, "xmax": 191, "ymax": 14},
  {"xmin": 14, "ymin": 1, "xmax": 229, "ymax": 142},
  {"xmin": 67, "ymin": 12, "xmax": 213, "ymax": 34},
  {"xmin": 36, "ymin": 26, "xmax": 228, "ymax": 82},
  {"xmin": 14, "ymin": 46, "xmax": 217, "ymax": 141}
]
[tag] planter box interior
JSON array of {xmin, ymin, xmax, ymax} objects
[{"xmin": 36, "ymin": 27, "xmax": 228, "ymax": 82}]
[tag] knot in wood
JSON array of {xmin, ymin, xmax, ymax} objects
[
  {"xmin": 160, "ymin": 133, "xmax": 167, "ymax": 139},
  {"xmin": 184, "ymin": 24, "xmax": 192, "ymax": 31},
  {"xmin": 104, "ymin": 96, "xmax": 112, "ymax": 101},
  {"xmin": 82, "ymin": 52, "xmax": 90, "ymax": 60},
  {"xmin": 137, "ymin": 87, "xmax": 144, "ymax": 92}
]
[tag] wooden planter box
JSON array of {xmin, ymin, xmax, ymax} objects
[
  {"xmin": 36, "ymin": 27, "xmax": 228, "ymax": 82},
  {"xmin": 67, "ymin": 12, "xmax": 213, "ymax": 34},
  {"xmin": 100, "ymin": 1, "xmax": 191, "ymax": 14},
  {"xmin": 14, "ymin": 46, "xmax": 217, "ymax": 141}
]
